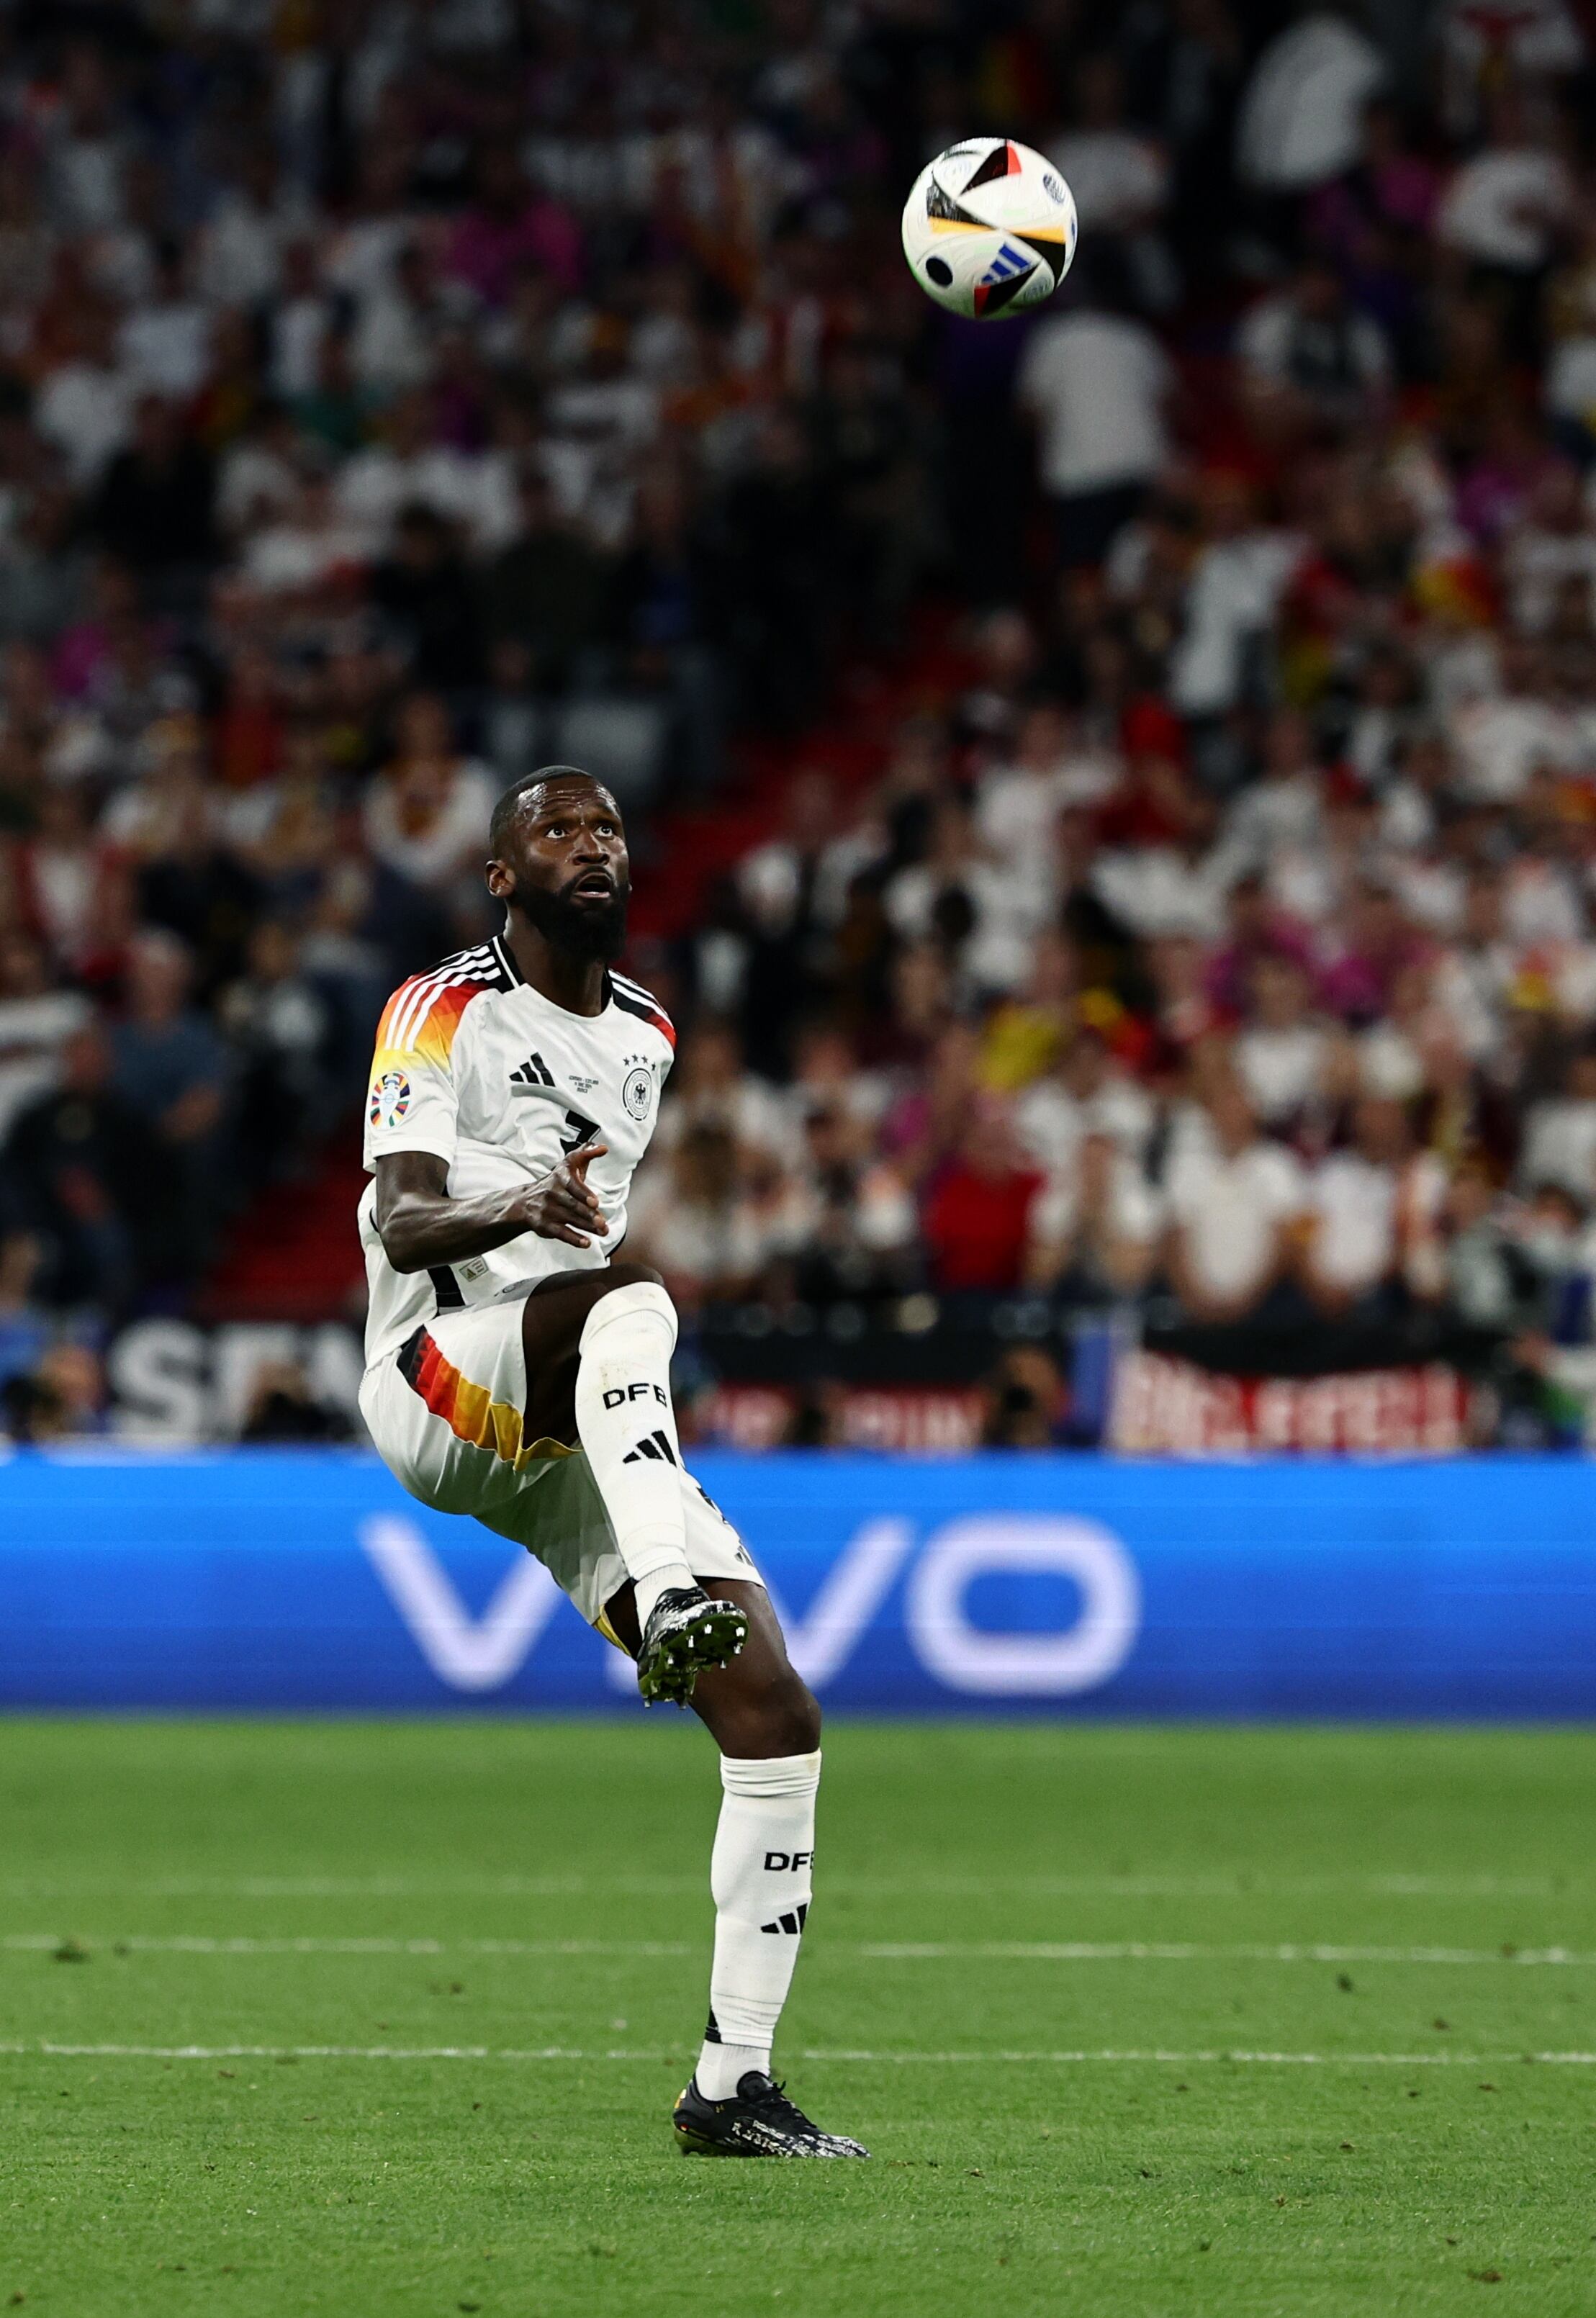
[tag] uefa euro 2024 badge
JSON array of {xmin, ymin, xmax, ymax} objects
[{"xmin": 370, "ymin": 1068, "xmax": 412, "ymax": 1129}]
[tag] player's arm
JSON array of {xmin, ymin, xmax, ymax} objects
[{"xmin": 372, "ymin": 1144, "xmax": 610, "ymax": 1271}]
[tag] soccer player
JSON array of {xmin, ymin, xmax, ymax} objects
[{"xmin": 358, "ymin": 766, "xmax": 867, "ymax": 2160}]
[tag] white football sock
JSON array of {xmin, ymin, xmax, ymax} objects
[
  {"xmin": 574, "ymin": 1279, "xmax": 698, "ymax": 1631},
  {"xmin": 695, "ymin": 1750, "xmax": 821, "ymax": 2100}
]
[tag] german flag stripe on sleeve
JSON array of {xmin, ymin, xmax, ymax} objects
[
  {"xmin": 374, "ymin": 947, "xmax": 500, "ymax": 1067},
  {"xmin": 609, "ymin": 971, "xmax": 676, "ymax": 1047}
]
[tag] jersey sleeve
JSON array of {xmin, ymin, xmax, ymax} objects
[{"xmin": 363, "ymin": 973, "xmax": 477, "ymax": 1171}]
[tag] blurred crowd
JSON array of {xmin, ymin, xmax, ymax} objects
[{"xmin": 0, "ymin": 0, "xmax": 1594, "ymax": 1443}]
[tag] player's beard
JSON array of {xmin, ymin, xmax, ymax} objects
[{"xmin": 512, "ymin": 875, "xmax": 631, "ymax": 962}]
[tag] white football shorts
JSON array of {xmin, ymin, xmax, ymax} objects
[{"xmin": 359, "ymin": 1295, "xmax": 760, "ymax": 1636}]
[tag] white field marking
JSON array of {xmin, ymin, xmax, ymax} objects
[
  {"xmin": 0, "ymin": 1878, "xmax": 598, "ymax": 1899},
  {"xmin": 0, "ymin": 1872, "xmax": 1584, "ymax": 1900},
  {"xmin": 1, "ymin": 2043, "xmax": 1595, "ymax": 2067},
  {"xmin": 856, "ymin": 1942, "xmax": 1596, "ymax": 1966},
  {"xmin": 4, "ymin": 1934, "xmax": 1591, "ymax": 1966},
  {"xmin": 1, "ymin": 1935, "xmax": 692, "ymax": 1957}
]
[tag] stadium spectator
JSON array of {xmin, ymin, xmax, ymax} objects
[
  {"xmin": 1299, "ymin": 1093, "xmax": 1448, "ymax": 1314},
  {"xmin": 1016, "ymin": 289, "xmax": 1173, "ymax": 565},
  {"xmin": 107, "ymin": 932, "xmax": 230, "ymax": 1263},
  {"xmin": 921, "ymin": 1104, "xmax": 1048, "ymax": 1295},
  {"xmin": 238, "ymin": 1358, "xmax": 353, "ymax": 1443},
  {"xmin": 1519, "ymin": 1045, "xmax": 1596, "ymax": 1202},
  {"xmin": 2, "ymin": 1020, "xmax": 173, "ymax": 1309},
  {"xmin": 0, "ymin": 934, "xmax": 91, "ymax": 1144},
  {"xmin": 1163, "ymin": 1075, "xmax": 1306, "ymax": 1325}
]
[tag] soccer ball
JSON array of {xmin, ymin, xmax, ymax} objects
[{"xmin": 901, "ymin": 137, "xmax": 1077, "ymax": 321}]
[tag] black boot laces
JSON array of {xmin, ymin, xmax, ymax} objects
[{"xmin": 741, "ymin": 2075, "xmax": 816, "ymax": 2137}]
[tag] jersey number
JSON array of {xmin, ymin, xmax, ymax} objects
[{"xmin": 559, "ymin": 1109, "xmax": 600, "ymax": 1155}]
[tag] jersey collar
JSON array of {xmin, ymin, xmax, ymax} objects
[{"xmin": 491, "ymin": 931, "xmax": 525, "ymax": 987}]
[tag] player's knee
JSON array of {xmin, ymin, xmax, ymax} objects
[
  {"xmin": 597, "ymin": 1259, "xmax": 664, "ymax": 1297},
  {"xmin": 747, "ymin": 1672, "xmax": 822, "ymax": 1758}
]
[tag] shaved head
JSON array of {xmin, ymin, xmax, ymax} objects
[{"xmin": 489, "ymin": 765, "xmax": 618, "ymax": 857}]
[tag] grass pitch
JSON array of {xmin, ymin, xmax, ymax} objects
[{"xmin": 1, "ymin": 1721, "xmax": 1594, "ymax": 2318}]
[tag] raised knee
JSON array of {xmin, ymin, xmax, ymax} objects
[
  {"xmin": 600, "ymin": 1259, "xmax": 664, "ymax": 1295},
  {"xmin": 747, "ymin": 1677, "xmax": 821, "ymax": 1759}
]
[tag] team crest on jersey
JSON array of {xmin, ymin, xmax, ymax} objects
[
  {"xmin": 370, "ymin": 1069, "xmax": 411, "ymax": 1128},
  {"xmin": 622, "ymin": 1065, "xmax": 654, "ymax": 1122}
]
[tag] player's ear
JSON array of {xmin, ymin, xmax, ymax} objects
[{"xmin": 485, "ymin": 857, "xmax": 514, "ymax": 901}]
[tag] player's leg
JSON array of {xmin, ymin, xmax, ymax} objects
[
  {"xmin": 603, "ymin": 1571, "xmax": 866, "ymax": 2157},
  {"xmin": 518, "ymin": 1266, "xmax": 748, "ymax": 1703}
]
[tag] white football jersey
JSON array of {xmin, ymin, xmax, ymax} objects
[{"xmin": 359, "ymin": 931, "xmax": 675, "ymax": 1363}]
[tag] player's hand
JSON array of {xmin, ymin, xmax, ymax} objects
[{"xmin": 519, "ymin": 1141, "xmax": 610, "ymax": 1247}]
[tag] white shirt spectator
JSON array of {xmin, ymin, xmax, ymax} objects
[
  {"xmin": 1357, "ymin": 1021, "xmax": 1427, "ymax": 1102},
  {"xmin": 48, "ymin": 130, "xmax": 127, "ymax": 233},
  {"xmin": 1438, "ymin": 146, "xmax": 1572, "ymax": 271},
  {"xmin": 349, "ymin": 282, "xmax": 436, "ymax": 394},
  {"xmin": 976, "ymin": 744, "xmax": 1116, "ymax": 860},
  {"xmin": 975, "ymin": 759, "xmax": 1065, "ymax": 865},
  {"xmin": 363, "ymin": 757, "xmax": 497, "ymax": 890},
  {"xmin": 1017, "ymin": 312, "xmax": 1171, "ymax": 497},
  {"xmin": 1390, "ymin": 852, "xmax": 1469, "ymax": 937},
  {"xmin": 243, "ymin": 505, "xmax": 368, "ymax": 594},
  {"xmin": 1502, "ymin": 854, "xmax": 1584, "ymax": 945},
  {"xmin": 1218, "ymin": 766, "xmax": 1323, "ymax": 876},
  {"xmin": 217, "ymin": 437, "xmax": 300, "ymax": 538},
  {"xmin": 1016, "ymin": 1068, "xmax": 1156, "ymax": 1179},
  {"xmin": 118, "ymin": 297, "xmax": 212, "ymax": 398},
  {"xmin": 1307, "ymin": 1150, "xmax": 1446, "ymax": 1296},
  {"xmin": 1032, "ymin": 1147, "xmax": 1163, "ymax": 1251},
  {"xmin": 1235, "ymin": 1022, "xmax": 1332, "ymax": 1127},
  {"xmin": 1546, "ymin": 338, "xmax": 1596, "ymax": 430},
  {"xmin": 269, "ymin": 292, "xmax": 330, "ymax": 399},
  {"xmin": 1236, "ymin": 14, "xmax": 1385, "ymax": 191},
  {"xmin": 1091, "ymin": 843, "xmax": 1233, "ymax": 942},
  {"xmin": 626, "ymin": 1166, "xmax": 776, "ymax": 1293},
  {"xmin": 1166, "ymin": 1138, "xmax": 1304, "ymax": 1305},
  {"xmin": 1520, "ymin": 1092, "xmax": 1596, "ymax": 1201},
  {"xmin": 195, "ymin": 189, "xmax": 289, "ymax": 306},
  {"xmin": 1048, "ymin": 130, "xmax": 1167, "ymax": 233},
  {"xmin": 335, "ymin": 443, "xmax": 519, "ymax": 554},
  {"xmin": 1168, "ymin": 530, "xmax": 1303, "ymax": 716},
  {"xmin": 1449, "ymin": 692, "xmax": 1581, "ymax": 803},
  {"xmin": 885, "ymin": 855, "xmax": 1051, "ymax": 994},
  {"xmin": 33, "ymin": 359, "xmax": 133, "ymax": 486}
]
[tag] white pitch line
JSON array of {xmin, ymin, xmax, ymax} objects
[
  {"xmin": 1, "ymin": 2043, "xmax": 1593, "ymax": 2067},
  {"xmin": 4, "ymin": 1934, "xmax": 1591, "ymax": 1966},
  {"xmin": 0, "ymin": 1873, "xmax": 1583, "ymax": 1900},
  {"xmin": 0, "ymin": 1935, "xmax": 692, "ymax": 1958},
  {"xmin": 857, "ymin": 1942, "xmax": 1595, "ymax": 1966}
]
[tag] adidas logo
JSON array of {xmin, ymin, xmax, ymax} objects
[
  {"xmin": 761, "ymin": 1903, "xmax": 808, "ymax": 1936},
  {"xmin": 510, "ymin": 1051, "xmax": 555, "ymax": 1087},
  {"xmin": 622, "ymin": 1429, "xmax": 677, "ymax": 1466},
  {"xmin": 981, "ymin": 241, "xmax": 1030, "ymax": 282}
]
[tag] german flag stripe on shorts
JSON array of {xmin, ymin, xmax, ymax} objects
[
  {"xmin": 398, "ymin": 1325, "xmax": 525, "ymax": 1464},
  {"xmin": 397, "ymin": 1326, "xmax": 575, "ymax": 1471}
]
